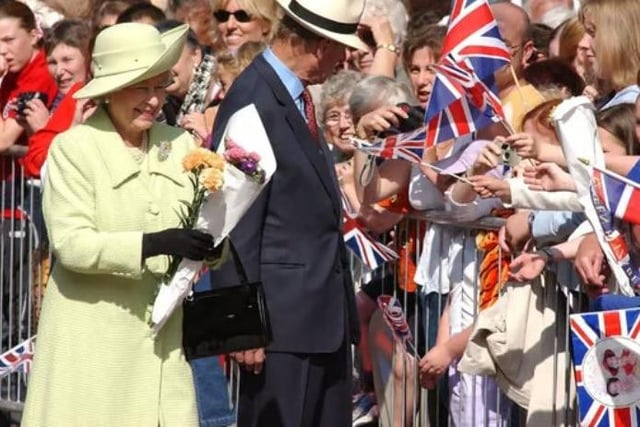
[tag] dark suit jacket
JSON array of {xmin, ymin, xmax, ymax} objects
[{"xmin": 209, "ymin": 54, "xmax": 359, "ymax": 353}]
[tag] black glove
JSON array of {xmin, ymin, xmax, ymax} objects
[{"xmin": 142, "ymin": 228, "xmax": 219, "ymax": 261}]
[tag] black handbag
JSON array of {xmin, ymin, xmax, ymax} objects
[{"xmin": 182, "ymin": 241, "xmax": 272, "ymax": 360}]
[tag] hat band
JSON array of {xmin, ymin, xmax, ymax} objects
[{"xmin": 288, "ymin": 0, "xmax": 358, "ymax": 35}]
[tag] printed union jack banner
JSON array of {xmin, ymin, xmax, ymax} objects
[
  {"xmin": 340, "ymin": 190, "xmax": 398, "ymax": 272},
  {"xmin": 591, "ymin": 168, "xmax": 640, "ymax": 289},
  {"xmin": 377, "ymin": 294, "xmax": 418, "ymax": 356},
  {"xmin": 593, "ymin": 166, "xmax": 640, "ymax": 226},
  {"xmin": 570, "ymin": 309, "xmax": 640, "ymax": 426},
  {"xmin": 0, "ymin": 336, "xmax": 36, "ymax": 379}
]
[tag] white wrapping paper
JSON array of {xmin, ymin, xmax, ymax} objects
[
  {"xmin": 552, "ymin": 96, "xmax": 634, "ymax": 296},
  {"xmin": 151, "ymin": 104, "xmax": 277, "ymax": 336}
]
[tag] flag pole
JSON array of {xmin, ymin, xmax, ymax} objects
[
  {"xmin": 579, "ymin": 158, "xmax": 640, "ymax": 191},
  {"xmin": 509, "ymin": 63, "xmax": 528, "ymax": 116},
  {"xmin": 420, "ymin": 161, "xmax": 474, "ymax": 185},
  {"xmin": 499, "ymin": 117, "xmax": 515, "ymax": 135}
]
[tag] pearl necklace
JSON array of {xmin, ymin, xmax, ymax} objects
[{"xmin": 126, "ymin": 131, "xmax": 149, "ymax": 164}]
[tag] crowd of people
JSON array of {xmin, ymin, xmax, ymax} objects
[{"xmin": 1, "ymin": 0, "xmax": 640, "ymax": 425}]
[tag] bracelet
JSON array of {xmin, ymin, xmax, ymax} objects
[{"xmin": 376, "ymin": 43, "xmax": 400, "ymax": 54}]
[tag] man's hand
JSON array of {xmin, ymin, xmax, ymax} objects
[{"xmin": 230, "ymin": 348, "xmax": 265, "ymax": 374}]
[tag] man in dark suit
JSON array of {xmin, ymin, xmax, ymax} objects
[{"xmin": 208, "ymin": 0, "xmax": 370, "ymax": 425}]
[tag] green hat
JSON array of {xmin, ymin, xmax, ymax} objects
[{"xmin": 74, "ymin": 23, "xmax": 188, "ymax": 100}]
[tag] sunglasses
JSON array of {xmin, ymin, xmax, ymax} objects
[{"xmin": 213, "ymin": 9, "xmax": 252, "ymax": 23}]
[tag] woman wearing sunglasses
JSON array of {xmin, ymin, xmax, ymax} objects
[{"xmin": 212, "ymin": 0, "xmax": 278, "ymax": 51}]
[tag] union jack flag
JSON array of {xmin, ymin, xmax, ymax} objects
[
  {"xmin": 424, "ymin": 0, "xmax": 510, "ymax": 146},
  {"xmin": 350, "ymin": 127, "xmax": 427, "ymax": 164},
  {"xmin": 593, "ymin": 166, "xmax": 640, "ymax": 226},
  {"xmin": 570, "ymin": 309, "xmax": 640, "ymax": 426},
  {"xmin": 0, "ymin": 336, "xmax": 36, "ymax": 379},
  {"xmin": 341, "ymin": 190, "xmax": 398, "ymax": 271}
]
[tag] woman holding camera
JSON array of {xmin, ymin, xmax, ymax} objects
[
  {"xmin": 22, "ymin": 23, "xmax": 224, "ymax": 426},
  {"xmin": 23, "ymin": 19, "xmax": 93, "ymax": 180}
]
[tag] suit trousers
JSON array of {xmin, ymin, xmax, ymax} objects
[{"xmin": 237, "ymin": 339, "xmax": 352, "ymax": 427}]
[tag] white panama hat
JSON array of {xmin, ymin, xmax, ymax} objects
[
  {"xmin": 275, "ymin": 0, "xmax": 369, "ymax": 51},
  {"xmin": 74, "ymin": 23, "xmax": 188, "ymax": 100}
]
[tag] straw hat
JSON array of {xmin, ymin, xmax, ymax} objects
[
  {"xmin": 275, "ymin": 0, "xmax": 368, "ymax": 51},
  {"xmin": 74, "ymin": 23, "xmax": 188, "ymax": 99}
]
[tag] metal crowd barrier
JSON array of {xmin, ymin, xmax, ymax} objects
[
  {"xmin": 363, "ymin": 212, "xmax": 583, "ymax": 427},
  {"xmin": 0, "ymin": 162, "xmax": 582, "ymax": 426},
  {"xmin": 1, "ymin": 160, "xmax": 44, "ymax": 422}
]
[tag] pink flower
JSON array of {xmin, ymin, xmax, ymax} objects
[
  {"xmin": 224, "ymin": 147, "xmax": 246, "ymax": 163},
  {"xmin": 248, "ymin": 152, "xmax": 261, "ymax": 163},
  {"xmin": 224, "ymin": 138, "xmax": 238, "ymax": 150}
]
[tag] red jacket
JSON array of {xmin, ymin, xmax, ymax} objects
[
  {"xmin": 0, "ymin": 49, "xmax": 58, "ymax": 180},
  {"xmin": 23, "ymin": 82, "xmax": 83, "ymax": 179}
]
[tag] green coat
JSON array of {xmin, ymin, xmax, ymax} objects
[{"xmin": 22, "ymin": 108, "xmax": 200, "ymax": 426}]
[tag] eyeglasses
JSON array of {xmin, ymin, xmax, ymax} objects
[
  {"xmin": 213, "ymin": 9, "xmax": 252, "ymax": 23},
  {"xmin": 325, "ymin": 111, "xmax": 353, "ymax": 126}
]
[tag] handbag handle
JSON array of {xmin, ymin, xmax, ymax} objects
[{"xmin": 225, "ymin": 239, "xmax": 251, "ymax": 286}]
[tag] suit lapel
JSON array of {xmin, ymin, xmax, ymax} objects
[{"xmin": 254, "ymin": 57, "xmax": 340, "ymax": 216}]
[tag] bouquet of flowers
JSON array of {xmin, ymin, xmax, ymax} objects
[
  {"xmin": 223, "ymin": 137, "xmax": 266, "ymax": 185},
  {"xmin": 151, "ymin": 104, "xmax": 277, "ymax": 335},
  {"xmin": 164, "ymin": 147, "xmax": 225, "ymax": 281}
]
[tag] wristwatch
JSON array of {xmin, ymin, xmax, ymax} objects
[{"xmin": 376, "ymin": 43, "xmax": 400, "ymax": 54}]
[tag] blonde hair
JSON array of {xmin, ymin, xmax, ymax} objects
[
  {"xmin": 580, "ymin": 0, "xmax": 640, "ymax": 90},
  {"xmin": 211, "ymin": 0, "xmax": 279, "ymax": 44},
  {"xmin": 557, "ymin": 17, "xmax": 585, "ymax": 65},
  {"xmin": 216, "ymin": 41, "xmax": 265, "ymax": 79}
]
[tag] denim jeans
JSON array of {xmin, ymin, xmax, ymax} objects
[{"xmin": 189, "ymin": 271, "xmax": 236, "ymax": 427}]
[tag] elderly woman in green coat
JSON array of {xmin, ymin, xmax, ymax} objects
[{"xmin": 22, "ymin": 23, "xmax": 223, "ymax": 426}]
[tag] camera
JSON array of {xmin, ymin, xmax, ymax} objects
[
  {"xmin": 377, "ymin": 103, "xmax": 425, "ymax": 138},
  {"xmin": 358, "ymin": 28, "xmax": 376, "ymax": 49},
  {"xmin": 500, "ymin": 142, "xmax": 517, "ymax": 167},
  {"xmin": 15, "ymin": 92, "xmax": 48, "ymax": 116}
]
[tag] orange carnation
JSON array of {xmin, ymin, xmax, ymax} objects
[
  {"xmin": 200, "ymin": 167, "xmax": 224, "ymax": 192},
  {"xmin": 183, "ymin": 148, "xmax": 225, "ymax": 172}
]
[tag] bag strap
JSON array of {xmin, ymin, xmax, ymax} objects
[{"xmin": 226, "ymin": 239, "xmax": 250, "ymax": 286}]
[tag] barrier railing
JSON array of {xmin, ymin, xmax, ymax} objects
[
  {"xmin": 1, "ymin": 160, "xmax": 45, "ymax": 420},
  {"xmin": 1, "ymin": 163, "xmax": 581, "ymax": 426}
]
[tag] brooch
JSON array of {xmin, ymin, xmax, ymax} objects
[{"xmin": 158, "ymin": 141, "xmax": 171, "ymax": 162}]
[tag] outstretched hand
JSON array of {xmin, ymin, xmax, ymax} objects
[
  {"xmin": 355, "ymin": 105, "xmax": 408, "ymax": 139},
  {"xmin": 469, "ymin": 175, "xmax": 511, "ymax": 201},
  {"xmin": 509, "ymin": 251, "xmax": 548, "ymax": 282},
  {"xmin": 523, "ymin": 163, "xmax": 576, "ymax": 192}
]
